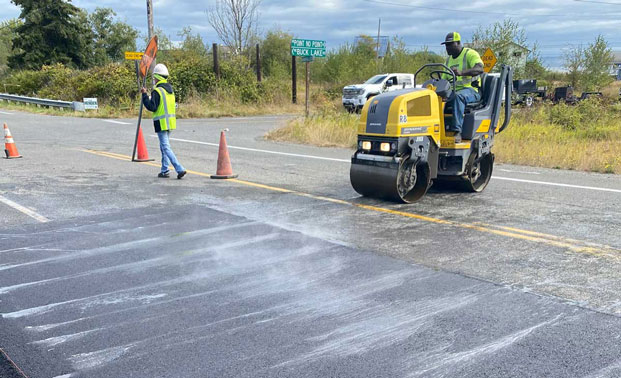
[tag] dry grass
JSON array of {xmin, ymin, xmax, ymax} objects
[
  {"xmin": 266, "ymin": 110, "xmax": 358, "ymax": 148},
  {"xmin": 267, "ymin": 100, "xmax": 621, "ymax": 174},
  {"xmin": 495, "ymin": 104, "xmax": 621, "ymax": 174},
  {"xmin": 600, "ymin": 81, "xmax": 621, "ymax": 99}
]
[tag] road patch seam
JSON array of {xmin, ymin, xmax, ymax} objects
[
  {"xmin": 0, "ymin": 347, "xmax": 29, "ymax": 378},
  {"xmin": 81, "ymin": 149, "xmax": 621, "ymax": 259}
]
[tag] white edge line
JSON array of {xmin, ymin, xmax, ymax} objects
[
  {"xmin": 164, "ymin": 136, "xmax": 621, "ymax": 194},
  {"xmin": 164, "ymin": 136, "xmax": 351, "ymax": 163},
  {"xmin": 0, "ymin": 111, "xmax": 14, "ymax": 115},
  {"xmin": 491, "ymin": 176, "xmax": 621, "ymax": 194},
  {"xmin": 0, "ymin": 195, "xmax": 50, "ymax": 223},
  {"xmin": 498, "ymin": 169, "xmax": 541, "ymax": 175},
  {"xmin": 102, "ymin": 120, "xmax": 131, "ymax": 125}
]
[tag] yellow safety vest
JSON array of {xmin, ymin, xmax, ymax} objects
[
  {"xmin": 152, "ymin": 80, "xmax": 176, "ymax": 131},
  {"xmin": 444, "ymin": 48, "xmax": 481, "ymax": 91}
]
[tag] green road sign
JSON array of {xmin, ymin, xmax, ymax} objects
[
  {"xmin": 301, "ymin": 56, "xmax": 314, "ymax": 63},
  {"xmin": 291, "ymin": 39, "xmax": 326, "ymax": 57}
]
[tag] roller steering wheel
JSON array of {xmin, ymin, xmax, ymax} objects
[
  {"xmin": 414, "ymin": 63, "xmax": 457, "ymax": 93},
  {"xmin": 430, "ymin": 70, "xmax": 455, "ymax": 83}
]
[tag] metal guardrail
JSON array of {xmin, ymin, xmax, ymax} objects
[{"xmin": 0, "ymin": 93, "xmax": 85, "ymax": 111}]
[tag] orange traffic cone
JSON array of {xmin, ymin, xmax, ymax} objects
[
  {"xmin": 4, "ymin": 123, "xmax": 22, "ymax": 159},
  {"xmin": 133, "ymin": 126, "xmax": 154, "ymax": 162},
  {"xmin": 211, "ymin": 129, "xmax": 238, "ymax": 179}
]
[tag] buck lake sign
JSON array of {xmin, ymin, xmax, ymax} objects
[{"xmin": 291, "ymin": 39, "xmax": 326, "ymax": 57}]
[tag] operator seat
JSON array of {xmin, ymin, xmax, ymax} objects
[
  {"xmin": 443, "ymin": 73, "xmax": 501, "ymax": 140},
  {"xmin": 461, "ymin": 73, "xmax": 500, "ymax": 139}
]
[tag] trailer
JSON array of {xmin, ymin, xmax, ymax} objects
[{"xmin": 512, "ymin": 79, "xmax": 546, "ymax": 107}]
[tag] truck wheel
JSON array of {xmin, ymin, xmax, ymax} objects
[{"xmin": 525, "ymin": 96, "xmax": 534, "ymax": 107}]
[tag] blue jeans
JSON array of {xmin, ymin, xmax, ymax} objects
[
  {"xmin": 157, "ymin": 130, "xmax": 184, "ymax": 174},
  {"xmin": 446, "ymin": 87, "xmax": 481, "ymax": 133}
]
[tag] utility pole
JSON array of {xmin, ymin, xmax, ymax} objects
[
  {"xmin": 376, "ymin": 18, "xmax": 381, "ymax": 73},
  {"xmin": 256, "ymin": 44, "xmax": 262, "ymax": 82},
  {"xmin": 146, "ymin": 0, "xmax": 154, "ymax": 85},
  {"xmin": 213, "ymin": 43, "xmax": 220, "ymax": 80},
  {"xmin": 146, "ymin": 0, "xmax": 154, "ymax": 39}
]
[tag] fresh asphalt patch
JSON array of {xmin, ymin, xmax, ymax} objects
[{"xmin": 1, "ymin": 205, "xmax": 620, "ymax": 378}]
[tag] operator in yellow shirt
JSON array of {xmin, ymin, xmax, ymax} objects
[{"xmin": 441, "ymin": 32, "xmax": 484, "ymax": 143}]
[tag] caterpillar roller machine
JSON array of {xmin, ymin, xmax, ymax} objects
[{"xmin": 350, "ymin": 63, "xmax": 513, "ymax": 203}]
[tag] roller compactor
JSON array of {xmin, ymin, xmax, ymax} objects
[{"xmin": 350, "ymin": 63, "xmax": 513, "ymax": 203}]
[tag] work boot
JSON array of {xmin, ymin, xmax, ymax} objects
[
  {"xmin": 454, "ymin": 133, "xmax": 462, "ymax": 143},
  {"xmin": 158, "ymin": 171, "xmax": 170, "ymax": 178},
  {"xmin": 177, "ymin": 170, "xmax": 187, "ymax": 179}
]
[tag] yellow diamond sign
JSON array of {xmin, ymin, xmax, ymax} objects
[{"xmin": 482, "ymin": 48, "xmax": 497, "ymax": 73}]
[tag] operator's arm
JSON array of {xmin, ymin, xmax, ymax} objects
[
  {"xmin": 456, "ymin": 63, "xmax": 484, "ymax": 77},
  {"xmin": 452, "ymin": 49, "xmax": 484, "ymax": 77},
  {"xmin": 141, "ymin": 89, "xmax": 160, "ymax": 112}
]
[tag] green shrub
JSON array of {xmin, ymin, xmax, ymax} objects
[
  {"xmin": 168, "ymin": 56, "xmax": 215, "ymax": 102},
  {"xmin": 4, "ymin": 69, "xmax": 46, "ymax": 96},
  {"xmin": 548, "ymin": 103, "xmax": 581, "ymax": 130}
]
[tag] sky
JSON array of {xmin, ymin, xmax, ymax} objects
[{"xmin": 2, "ymin": 0, "xmax": 621, "ymax": 69}]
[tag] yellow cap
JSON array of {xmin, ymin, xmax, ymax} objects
[{"xmin": 441, "ymin": 32, "xmax": 461, "ymax": 45}]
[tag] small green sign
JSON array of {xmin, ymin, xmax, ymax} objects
[
  {"xmin": 291, "ymin": 39, "xmax": 326, "ymax": 57},
  {"xmin": 301, "ymin": 56, "xmax": 314, "ymax": 63}
]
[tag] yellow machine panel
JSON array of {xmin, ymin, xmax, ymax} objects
[{"xmin": 358, "ymin": 89, "xmax": 442, "ymax": 146}]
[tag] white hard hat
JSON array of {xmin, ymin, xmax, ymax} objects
[{"xmin": 153, "ymin": 63, "xmax": 169, "ymax": 77}]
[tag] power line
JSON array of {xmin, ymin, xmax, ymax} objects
[
  {"xmin": 361, "ymin": 0, "xmax": 621, "ymax": 18},
  {"xmin": 574, "ymin": 0, "xmax": 621, "ymax": 5},
  {"xmin": 360, "ymin": 0, "xmax": 517, "ymax": 16}
]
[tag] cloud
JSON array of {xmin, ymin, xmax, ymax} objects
[{"xmin": 1, "ymin": 0, "xmax": 621, "ymax": 68}]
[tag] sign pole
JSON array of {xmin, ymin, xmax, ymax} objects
[
  {"xmin": 305, "ymin": 61, "xmax": 309, "ymax": 117},
  {"xmin": 292, "ymin": 56, "xmax": 297, "ymax": 104}
]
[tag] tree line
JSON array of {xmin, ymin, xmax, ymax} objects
[
  {"xmin": 1, "ymin": 0, "xmax": 137, "ymax": 73},
  {"xmin": 0, "ymin": 0, "xmax": 616, "ymax": 96}
]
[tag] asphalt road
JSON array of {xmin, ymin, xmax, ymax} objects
[{"xmin": 0, "ymin": 108, "xmax": 620, "ymax": 377}]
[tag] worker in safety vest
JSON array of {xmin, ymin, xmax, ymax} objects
[
  {"xmin": 441, "ymin": 32, "xmax": 484, "ymax": 143},
  {"xmin": 141, "ymin": 64, "xmax": 186, "ymax": 179}
]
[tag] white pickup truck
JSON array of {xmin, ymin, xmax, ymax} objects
[{"xmin": 342, "ymin": 73, "xmax": 415, "ymax": 113}]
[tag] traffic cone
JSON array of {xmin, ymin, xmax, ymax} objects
[
  {"xmin": 211, "ymin": 129, "xmax": 238, "ymax": 179},
  {"xmin": 4, "ymin": 123, "xmax": 22, "ymax": 159},
  {"xmin": 133, "ymin": 126, "xmax": 154, "ymax": 162}
]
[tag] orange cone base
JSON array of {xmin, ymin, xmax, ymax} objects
[
  {"xmin": 133, "ymin": 126, "xmax": 154, "ymax": 162},
  {"xmin": 210, "ymin": 173, "xmax": 238, "ymax": 179},
  {"xmin": 4, "ymin": 149, "xmax": 22, "ymax": 159}
]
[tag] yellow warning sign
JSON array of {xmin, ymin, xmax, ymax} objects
[
  {"xmin": 124, "ymin": 51, "xmax": 144, "ymax": 61},
  {"xmin": 481, "ymin": 48, "xmax": 497, "ymax": 73}
]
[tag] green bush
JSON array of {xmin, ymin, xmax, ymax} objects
[
  {"xmin": 4, "ymin": 69, "xmax": 47, "ymax": 96},
  {"xmin": 77, "ymin": 63, "xmax": 136, "ymax": 104},
  {"xmin": 546, "ymin": 98, "xmax": 617, "ymax": 134},
  {"xmin": 548, "ymin": 102, "xmax": 581, "ymax": 130},
  {"xmin": 5, "ymin": 63, "xmax": 136, "ymax": 104},
  {"xmin": 168, "ymin": 56, "xmax": 216, "ymax": 102}
]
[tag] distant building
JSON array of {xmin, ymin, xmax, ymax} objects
[
  {"xmin": 610, "ymin": 51, "xmax": 621, "ymax": 80},
  {"xmin": 465, "ymin": 41, "xmax": 530, "ymax": 72}
]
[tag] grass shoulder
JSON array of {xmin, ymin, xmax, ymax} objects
[{"xmin": 266, "ymin": 99, "xmax": 621, "ymax": 175}]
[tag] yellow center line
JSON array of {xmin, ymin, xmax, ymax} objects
[{"xmin": 81, "ymin": 149, "xmax": 621, "ymax": 259}]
